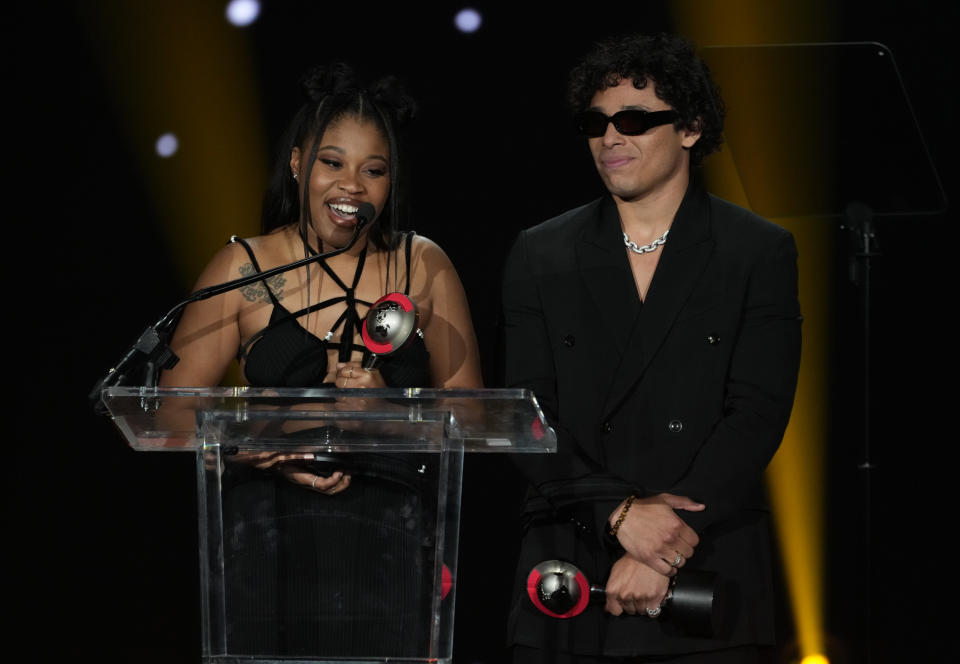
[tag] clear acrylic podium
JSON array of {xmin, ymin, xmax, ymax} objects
[{"xmin": 101, "ymin": 386, "xmax": 555, "ymax": 663}]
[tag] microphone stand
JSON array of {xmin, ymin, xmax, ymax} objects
[
  {"xmin": 841, "ymin": 200, "xmax": 880, "ymax": 663},
  {"xmin": 89, "ymin": 218, "xmax": 370, "ymax": 414}
]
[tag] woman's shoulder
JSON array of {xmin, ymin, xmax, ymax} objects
[
  {"xmin": 406, "ymin": 232, "xmax": 457, "ymax": 272},
  {"xmin": 193, "ymin": 229, "xmax": 290, "ymax": 286},
  {"xmin": 229, "ymin": 228, "xmax": 297, "ymax": 265},
  {"xmin": 406, "ymin": 230, "xmax": 438, "ymax": 250}
]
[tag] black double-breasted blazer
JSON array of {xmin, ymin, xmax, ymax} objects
[{"xmin": 501, "ymin": 183, "xmax": 802, "ymax": 657}]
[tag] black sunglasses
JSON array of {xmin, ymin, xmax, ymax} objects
[{"xmin": 574, "ymin": 109, "xmax": 679, "ymax": 137}]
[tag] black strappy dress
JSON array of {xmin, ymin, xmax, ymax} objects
[{"xmin": 220, "ymin": 233, "xmax": 433, "ymax": 658}]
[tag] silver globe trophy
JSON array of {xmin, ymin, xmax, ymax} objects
[
  {"xmin": 527, "ymin": 559, "xmax": 722, "ymax": 637},
  {"xmin": 361, "ymin": 292, "xmax": 421, "ymax": 369}
]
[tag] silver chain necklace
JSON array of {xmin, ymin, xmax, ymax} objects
[{"xmin": 623, "ymin": 228, "xmax": 669, "ymax": 254}]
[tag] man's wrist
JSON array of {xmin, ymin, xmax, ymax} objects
[{"xmin": 608, "ymin": 494, "xmax": 637, "ymax": 536}]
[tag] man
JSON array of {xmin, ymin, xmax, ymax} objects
[{"xmin": 502, "ymin": 33, "xmax": 802, "ymax": 663}]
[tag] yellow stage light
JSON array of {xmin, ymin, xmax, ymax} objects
[
  {"xmin": 672, "ymin": 0, "xmax": 836, "ymax": 660},
  {"xmin": 76, "ymin": 0, "xmax": 266, "ymax": 385}
]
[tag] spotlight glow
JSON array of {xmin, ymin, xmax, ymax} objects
[
  {"xmin": 225, "ymin": 0, "xmax": 261, "ymax": 27},
  {"xmin": 454, "ymin": 8, "xmax": 482, "ymax": 33},
  {"xmin": 155, "ymin": 132, "xmax": 179, "ymax": 158},
  {"xmin": 800, "ymin": 656, "xmax": 829, "ymax": 664}
]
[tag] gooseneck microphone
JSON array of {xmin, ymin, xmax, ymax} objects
[
  {"xmin": 527, "ymin": 559, "xmax": 722, "ymax": 637},
  {"xmin": 352, "ymin": 201, "xmax": 376, "ymax": 230},
  {"xmin": 88, "ymin": 203, "xmax": 377, "ymax": 412}
]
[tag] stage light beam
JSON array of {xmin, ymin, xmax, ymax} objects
[
  {"xmin": 801, "ymin": 655, "xmax": 830, "ymax": 664},
  {"xmin": 671, "ymin": 0, "xmax": 836, "ymax": 661},
  {"xmin": 78, "ymin": 0, "xmax": 266, "ymax": 310}
]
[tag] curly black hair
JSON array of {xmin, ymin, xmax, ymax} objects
[
  {"xmin": 567, "ymin": 32, "xmax": 725, "ymax": 167},
  {"xmin": 261, "ymin": 62, "xmax": 418, "ymax": 251}
]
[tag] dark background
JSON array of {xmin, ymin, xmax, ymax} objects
[{"xmin": 5, "ymin": 1, "xmax": 955, "ymax": 662}]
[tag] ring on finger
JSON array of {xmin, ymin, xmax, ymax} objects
[
  {"xmin": 645, "ymin": 606, "xmax": 662, "ymax": 618},
  {"xmin": 670, "ymin": 551, "xmax": 683, "ymax": 568}
]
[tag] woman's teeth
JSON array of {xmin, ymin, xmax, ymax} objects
[{"xmin": 329, "ymin": 203, "xmax": 358, "ymax": 217}]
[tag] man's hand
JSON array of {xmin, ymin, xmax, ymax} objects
[
  {"xmin": 610, "ymin": 492, "xmax": 704, "ymax": 575},
  {"xmin": 604, "ymin": 554, "xmax": 671, "ymax": 616}
]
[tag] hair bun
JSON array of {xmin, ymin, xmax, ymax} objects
[
  {"xmin": 300, "ymin": 62, "xmax": 359, "ymax": 102},
  {"xmin": 368, "ymin": 75, "xmax": 418, "ymax": 127},
  {"xmin": 299, "ymin": 62, "xmax": 417, "ymax": 128}
]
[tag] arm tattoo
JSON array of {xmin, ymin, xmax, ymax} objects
[{"xmin": 238, "ymin": 263, "xmax": 286, "ymax": 303}]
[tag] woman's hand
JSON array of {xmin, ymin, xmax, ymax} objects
[
  {"xmin": 334, "ymin": 361, "xmax": 387, "ymax": 389},
  {"xmin": 231, "ymin": 451, "xmax": 351, "ymax": 495},
  {"xmin": 276, "ymin": 464, "xmax": 351, "ymax": 495}
]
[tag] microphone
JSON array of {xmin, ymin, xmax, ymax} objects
[
  {"xmin": 355, "ymin": 201, "xmax": 376, "ymax": 230},
  {"xmin": 89, "ymin": 204, "xmax": 378, "ymax": 412},
  {"xmin": 527, "ymin": 559, "xmax": 722, "ymax": 637}
]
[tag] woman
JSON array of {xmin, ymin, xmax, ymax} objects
[{"xmin": 160, "ymin": 63, "xmax": 483, "ymax": 657}]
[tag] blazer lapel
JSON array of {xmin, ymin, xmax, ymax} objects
[
  {"xmin": 574, "ymin": 197, "xmax": 641, "ymax": 355},
  {"xmin": 602, "ymin": 185, "xmax": 715, "ymax": 417}
]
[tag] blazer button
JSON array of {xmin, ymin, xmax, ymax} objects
[
  {"xmin": 707, "ymin": 334, "xmax": 720, "ymax": 345},
  {"xmin": 563, "ymin": 335, "xmax": 576, "ymax": 347},
  {"xmin": 569, "ymin": 516, "xmax": 592, "ymax": 535},
  {"xmin": 668, "ymin": 420, "xmax": 683, "ymax": 433},
  {"xmin": 601, "ymin": 421, "xmax": 614, "ymax": 433}
]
